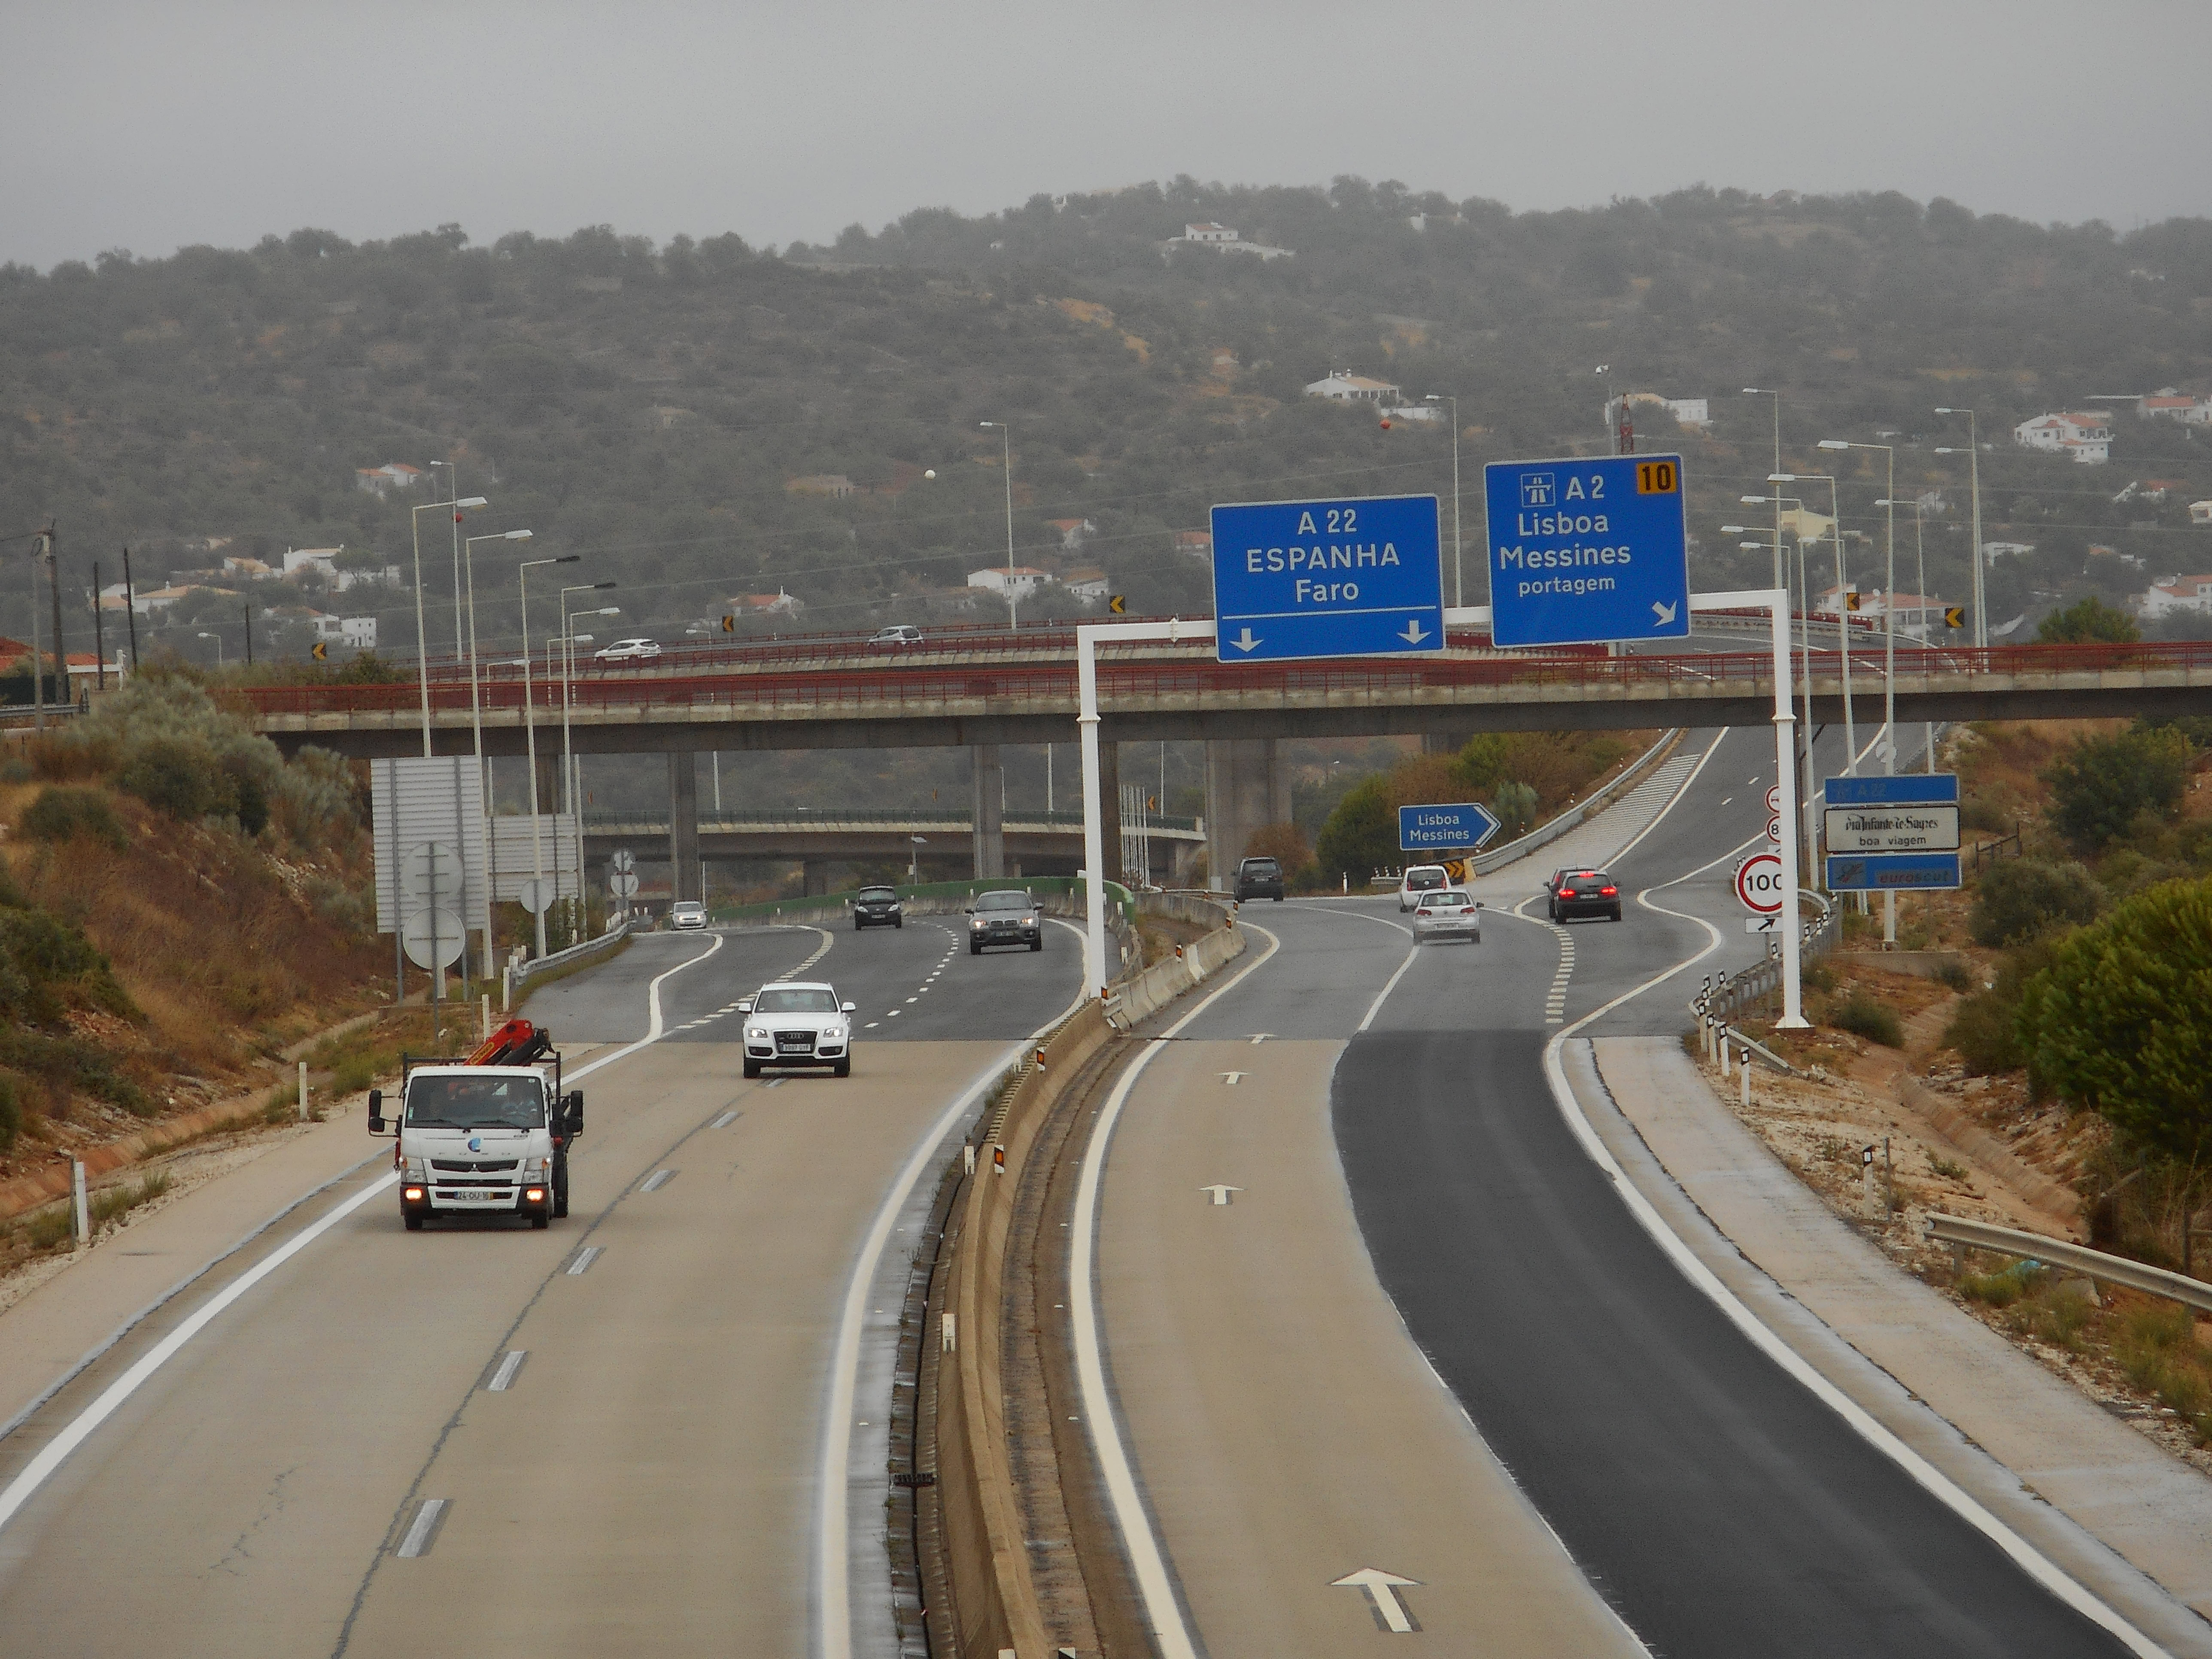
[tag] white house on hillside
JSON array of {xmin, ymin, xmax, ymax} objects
[
  {"xmin": 2014, "ymin": 412, "xmax": 2112, "ymax": 464},
  {"xmin": 2139, "ymin": 575, "xmax": 2212, "ymax": 620},
  {"xmin": 1306, "ymin": 371, "xmax": 1402, "ymax": 404},
  {"xmin": 967, "ymin": 567, "xmax": 1048, "ymax": 599},
  {"xmin": 2137, "ymin": 389, "xmax": 2212, "ymax": 425},
  {"xmin": 1167, "ymin": 223, "xmax": 1293, "ymax": 261},
  {"xmin": 355, "ymin": 463, "xmax": 425, "ymax": 495}
]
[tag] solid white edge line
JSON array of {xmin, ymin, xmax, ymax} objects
[
  {"xmin": 1068, "ymin": 918, "xmax": 1283, "ymax": 1659},
  {"xmin": 0, "ymin": 930, "xmax": 737, "ymax": 1540},
  {"xmin": 0, "ymin": 1165, "xmax": 400, "ymax": 1533},
  {"xmin": 1534, "ymin": 808, "xmax": 2168, "ymax": 1656},
  {"xmin": 817, "ymin": 913, "xmax": 1091, "ymax": 1659}
]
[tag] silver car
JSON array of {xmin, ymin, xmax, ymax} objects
[
  {"xmin": 737, "ymin": 981, "xmax": 856, "ymax": 1079},
  {"xmin": 670, "ymin": 901, "xmax": 708, "ymax": 931},
  {"xmin": 1411, "ymin": 889, "xmax": 1482, "ymax": 944}
]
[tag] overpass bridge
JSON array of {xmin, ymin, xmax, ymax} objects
[
  {"xmin": 243, "ymin": 626, "xmax": 2212, "ymax": 902},
  {"xmin": 581, "ymin": 807, "xmax": 1204, "ymax": 892}
]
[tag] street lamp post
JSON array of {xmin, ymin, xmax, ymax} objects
[
  {"xmin": 1822, "ymin": 439, "xmax": 1899, "ymax": 943},
  {"xmin": 1743, "ymin": 389, "xmax": 1784, "ymax": 592},
  {"xmin": 1424, "ymin": 393, "xmax": 1464, "ymax": 607},
  {"xmin": 197, "ymin": 631, "xmax": 225, "ymax": 667},
  {"xmin": 463, "ymin": 529, "xmax": 532, "ymax": 972},
  {"xmin": 1878, "ymin": 498, "xmax": 1938, "ymax": 774},
  {"xmin": 518, "ymin": 554, "xmax": 579, "ymax": 959},
  {"xmin": 560, "ymin": 588, "xmax": 619, "ymax": 948},
  {"xmin": 410, "ymin": 494, "xmax": 488, "ymax": 756},
  {"xmin": 979, "ymin": 421, "xmax": 1017, "ymax": 627},
  {"xmin": 1934, "ymin": 407, "xmax": 1985, "ymax": 647}
]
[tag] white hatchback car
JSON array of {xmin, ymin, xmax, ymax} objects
[
  {"xmin": 736, "ymin": 981, "xmax": 856, "ymax": 1079},
  {"xmin": 1411, "ymin": 889, "xmax": 1483, "ymax": 944},
  {"xmin": 670, "ymin": 901, "xmax": 707, "ymax": 930},
  {"xmin": 594, "ymin": 637, "xmax": 662, "ymax": 661},
  {"xmin": 1398, "ymin": 864, "xmax": 1450, "ymax": 912}
]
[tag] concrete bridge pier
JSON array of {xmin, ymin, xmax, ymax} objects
[
  {"xmin": 972, "ymin": 744, "xmax": 1005, "ymax": 878},
  {"xmin": 668, "ymin": 753, "xmax": 700, "ymax": 904},
  {"xmin": 534, "ymin": 753, "xmax": 561, "ymax": 814},
  {"xmin": 1098, "ymin": 741, "xmax": 1121, "ymax": 886},
  {"xmin": 1205, "ymin": 739, "xmax": 1290, "ymax": 892}
]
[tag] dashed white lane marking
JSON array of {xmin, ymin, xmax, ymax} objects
[
  {"xmin": 565, "ymin": 1246, "xmax": 601, "ymax": 1276},
  {"xmin": 709, "ymin": 1110, "xmax": 738, "ymax": 1129},
  {"xmin": 640, "ymin": 1169, "xmax": 676, "ymax": 1193},
  {"xmin": 763, "ymin": 1078, "xmax": 785, "ymax": 1089},
  {"xmin": 486, "ymin": 1350, "xmax": 527, "ymax": 1392},
  {"xmin": 887, "ymin": 1009, "xmax": 901, "ymax": 1018},
  {"xmin": 1544, "ymin": 924, "xmax": 1576, "ymax": 1025},
  {"xmin": 864, "ymin": 1021, "xmax": 880, "ymax": 1029},
  {"xmin": 396, "ymin": 1498, "xmax": 448, "ymax": 1558}
]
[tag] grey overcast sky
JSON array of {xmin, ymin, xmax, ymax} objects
[{"xmin": 6, "ymin": 1, "xmax": 2209, "ymax": 271}]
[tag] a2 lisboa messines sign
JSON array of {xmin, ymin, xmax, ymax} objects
[{"xmin": 1482, "ymin": 455, "xmax": 1692, "ymax": 649}]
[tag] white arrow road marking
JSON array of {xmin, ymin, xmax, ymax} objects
[
  {"xmin": 1333, "ymin": 1566, "xmax": 1422, "ymax": 1632},
  {"xmin": 1229, "ymin": 626, "xmax": 1264, "ymax": 652},
  {"xmin": 1220, "ymin": 1072, "xmax": 1245, "ymax": 1085},
  {"xmin": 1652, "ymin": 599, "xmax": 1679, "ymax": 625},
  {"xmin": 1398, "ymin": 619, "xmax": 1431, "ymax": 645},
  {"xmin": 1200, "ymin": 1185, "xmax": 1243, "ymax": 1206},
  {"xmin": 1249, "ymin": 1033, "xmax": 1272, "ymax": 1045}
]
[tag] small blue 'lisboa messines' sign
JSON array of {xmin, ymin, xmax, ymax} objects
[{"xmin": 1399, "ymin": 802, "xmax": 1502, "ymax": 854}]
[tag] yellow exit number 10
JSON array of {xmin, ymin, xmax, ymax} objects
[{"xmin": 1635, "ymin": 460, "xmax": 1679, "ymax": 495}]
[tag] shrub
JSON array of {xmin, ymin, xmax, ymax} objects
[
  {"xmin": 1490, "ymin": 781, "xmax": 1538, "ymax": 838},
  {"xmin": 118, "ymin": 736, "xmax": 234, "ymax": 820},
  {"xmin": 1830, "ymin": 989, "xmax": 1903, "ymax": 1048},
  {"xmin": 1243, "ymin": 820, "xmax": 1313, "ymax": 875},
  {"xmin": 0, "ymin": 1074, "xmax": 18, "ymax": 1151},
  {"xmin": 1945, "ymin": 990, "xmax": 2022, "ymax": 1074},
  {"xmin": 2037, "ymin": 595, "xmax": 2139, "ymax": 644},
  {"xmin": 17, "ymin": 786, "xmax": 128, "ymax": 848},
  {"xmin": 1970, "ymin": 857, "xmax": 2105, "ymax": 946},
  {"xmin": 2020, "ymin": 877, "xmax": 2212, "ymax": 1159},
  {"xmin": 2043, "ymin": 727, "xmax": 2188, "ymax": 852},
  {"xmin": 1315, "ymin": 775, "xmax": 1395, "ymax": 884}
]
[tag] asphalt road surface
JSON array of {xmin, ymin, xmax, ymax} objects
[
  {"xmin": 1092, "ymin": 723, "xmax": 2140, "ymax": 1658},
  {"xmin": 0, "ymin": 916, "xmax": 1084, "ymax": 1659}
]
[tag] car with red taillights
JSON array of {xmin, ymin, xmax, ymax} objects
[
  {"xmin": 1411, "ymin": 889, "xmax": 1483, "ymax": 944},
  {"xmin": 1547, "ymin": 869, "xmax": 1623, "ymax": 924}
]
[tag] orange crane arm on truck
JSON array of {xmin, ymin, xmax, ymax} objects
[{"xmin": 467, "ymin": 1018, "xmax": 555, "ymax": 1067}]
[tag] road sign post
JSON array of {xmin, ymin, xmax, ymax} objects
[
  {"xmin": 1483, "ymin": 455, "xmax": 1690, "ymax": 648},
  {"xmin": 1210, "ymin": 494, "xmax": 1443, "ymax": 663}
]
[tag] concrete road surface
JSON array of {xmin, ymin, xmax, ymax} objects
[{"xmin": 0, "ymin": 917, "xmax": 1083, "ymax": 1658}]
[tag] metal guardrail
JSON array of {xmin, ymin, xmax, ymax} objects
[
  {"xmin": 1470, "ymin": 729, "xmax": 1682, "ymax": 875},
  {"xmin": 505, "ymin": 918, "xmax": 630, "ymax": 1003},
  {"xmin": 1692, "ymin": 893, "xmax": 1835, "ymax": 1030},
  {"xmin": 1924, "ymin": 1213, "xmax": 2212, "ymax": 1315}
]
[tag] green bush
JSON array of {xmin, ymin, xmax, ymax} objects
[
  {"xmin": 1830, "ymin": 989, "xmax": 1903, "ymax": 1048},
  {"xmin": 1945, "ymin": 990, "xmax": 2021, "ymax": 1074},
  {"xmin": 17, "ymin": 786, "xmax": 127, "ymax": 849},
  {"xmin": 1970, "ymin": 857, "xmax": 2105, "ymax": 946},
  {"xmin": 118, "ymin": 736, "xmax": 234, "ymax": 820},
  {"xmin": 2042, "ymin": 727, "xmax": 2188, "ymax": 852},
  {"xmin": 2021, "ymin": 877, "xmax": 2212, "ymax": 1157},
  {"xmin": 1315, "ymin": 775, "xmax": 1396, "ymax": 884},
  {"xmin": 2037, "ymin": 595, "xmax": 2139, "ymax": 644},
  {"xmin": 0, "ymin": 1074, "xmax": 19, "ymax": 1151},
  {"xmin": 1490, "ymin": 781, "xmax": 1538, "ymax": 838}
]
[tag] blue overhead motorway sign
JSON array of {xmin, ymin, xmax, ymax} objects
[
  {"xmin": 1483, "ymin": 454, "xmax": 1691, "ymax": 648},
  {"xmin": 1399, "ymin": 801, "xmax": 1503, "ymax": 854},
  {"xmin": 1211, "ymin": 494, "xmax": 1444, "ymax": 663}
]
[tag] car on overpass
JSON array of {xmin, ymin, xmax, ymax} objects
[
  {"xmin": 966, "ymin": 889, "xmax": 1042, "ymax": 953},
  {"xmin": 593, "ymin": 637, "xmax": 663, "ymax": 662},
  {"xmin": 736, "ymin": 982, "xmax": 856, "ymax": 1078},
  {"xmin": 867, "ymin": 624, "xmax": 924, "ymax": 647}
]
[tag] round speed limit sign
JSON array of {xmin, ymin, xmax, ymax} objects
[
  {"xmin": 1735, "ymin": 852, "xmax": 1787, "ymax": 914},
  {"xmin": 1765, "ymin": 784, "xmax": 1781, "ymax": 815}
]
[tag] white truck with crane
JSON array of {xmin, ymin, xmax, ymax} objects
[{"xmin": 367, "ymin": 1018, "xmax": 584, "ymax": 1230}]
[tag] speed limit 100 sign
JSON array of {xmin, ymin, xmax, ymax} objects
[{"xmin": 1736, "ymin": 852, "xmax": 1787, "ymax": 914}]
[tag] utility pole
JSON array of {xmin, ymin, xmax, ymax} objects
[
  {"xmin": 121, "ymin": 547, "xmax": 141, "ymax": 670},
  {"xmin": 43, "ymin": 525, "xmax": 64, "ymax": 716},
  {"xmin": 243, "ymin": 600, "xmax": 254, "ymax": 667},
  {"xmin": 92, "ymin": 561, "xmax": 106, "ymax": 691}
]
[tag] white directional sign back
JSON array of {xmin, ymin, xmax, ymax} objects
[
  {"xmin": 1483, "ymin": 455, "xmax": 1691, "ymax": 647},
  {"xmin": 1211, "ymin": 494, "xmax": 1444, "ymax": 663}
]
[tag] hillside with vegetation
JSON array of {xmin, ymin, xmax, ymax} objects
[{"xmin": 4, "ymin": 180, "xmax": 2211, "ymax": 687}]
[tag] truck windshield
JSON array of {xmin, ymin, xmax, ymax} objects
[{"xmin": 405, "ymin": 1074, "xmax": 545, "ymax": 1129}]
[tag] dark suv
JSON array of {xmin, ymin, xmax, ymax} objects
[
  {"xmin": 966, "ymin": 890, "xmax": 1042, "ymax": 953},
  {"xmin": 1234, "ymin": 857, "xmax": 1285, "ymax": 902},
  {"xmin": 852, "ymin": 886, "xmax": 904, "ymax": 930},
  {"xmin": 1547, "ymin": 869, "xmax": 1623, "ymax": 923}
]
